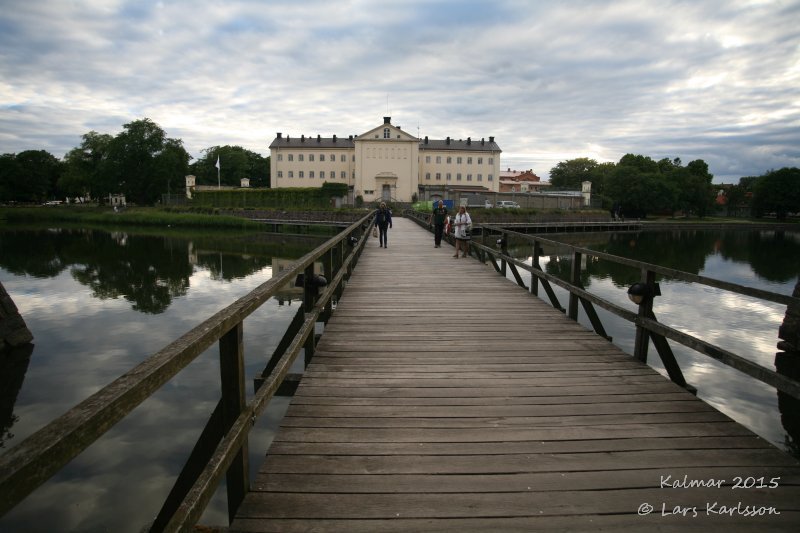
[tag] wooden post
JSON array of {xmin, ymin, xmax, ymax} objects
[
  {"xmin": 218, "ymin": 322, "xmax": 248, "ymax": 524},
  {"xmin": 303, "ymin": 263, "xmax": 316, "ymax": 367},
  {"xmin": 568, "ymin": 251, "xmax": 581, "ymax": 321},
  {"xmin": 633, "ymin": 269, "xmax": 655, "ymax": 363},
  {"xmin": 530, "ymin": 242, "xmax": 540, "ymax": 296},
  {"xmin": 321, "ymin": 251, "xmax": 333, "ymax": 323},
  {"xmin": 500, "ymin": 234, "xmax": 508, "ymax": 278}
]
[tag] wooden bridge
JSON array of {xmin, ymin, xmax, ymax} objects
[
  {"xmin": 3, "ymin": 215, "xmax": 799, "ymax": 532},
  {"xmin": 230, "ymin": 218, "xmax": 800, "ymax": 531}
]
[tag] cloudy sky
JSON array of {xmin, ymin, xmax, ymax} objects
[{"xmin": 1, "ymin": 0, "xmax": 798, "ymax": 183}]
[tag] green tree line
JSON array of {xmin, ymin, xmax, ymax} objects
[
  {"xmin": 549, "ymin": 154, "xmax": 799, "ymax": 219},
  {"xmin": 0, "ymin": 118, "xmax": 270, "ymax": 205}
]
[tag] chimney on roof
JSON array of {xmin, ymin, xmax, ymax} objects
[
  {"xmin": 317, "ymin": 134, "xmax": 321, "ymax": 142},
  {"xmin": 383, "ymin": 116, "xmax": 391, "ymax": 124},
  {"xmin": 333, "ymin": 134, "xmax": 337, "ymax": 142},
  {"xmin": 286, "ymin": 135, "xmax": 290, "ymax": 141},
  {"xmin": 301, "ymin": 134, "xmax": 305, "ymax": 142},
  {"xmin": 349, "ymin": 135, "xmax": 353, "ymax": 141},
  {"xmin": 446, "ymin": 136, "xmax": 450, "ymax": 145},
  {"xmin": 481, "ymin": 137, "xmax": 485, "ymax": 146},
  {"xmin": 489, "ymin": 136, "xmax": 495, "ymax": 143},
  {"xmin": 467, "ymin": 137, "xmax": 471, "ymax": 145},
  {"xmin": 277, "ymin": 132, "xmax": 282, "ymax": 139},
  {"xmin": 424, "ymin": 136, "xmax": 428, "ymax": 144}
]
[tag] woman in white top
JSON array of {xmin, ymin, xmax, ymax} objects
[{"xmin": 452, "ymin": 205, "xmax": 472, "ymax": 259}]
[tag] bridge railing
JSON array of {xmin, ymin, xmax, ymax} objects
[
  {"xmin": 405, "ymin": 210, "xmax": 800, "ymax": 401},
  {"xmin": 0, "ymin": 213, "xmax": 375, "ymax": 531}
]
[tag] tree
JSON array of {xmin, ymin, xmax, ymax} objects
[
  {"xmin": 61, "ymin": 131, "xmax": 113, "ymax": 201},
  {"xmin": 0, "ymin": 150, "xmax": 63, "ymax": 203},
  {"xmin": 100, "ymin": 118, "xmax": 190, "ymax": 205},
  {"xmin": 752, "ymin": 167, "xmax": 800, "ymax": 220},
  {"xmin": 0, "ymin": 154, "xmax": 21, "ymax": 202},
  {"xmin": 548, "ymin": 158, "xmax": 599, "ymax": 189},
  {"xmin": 190, "ymin": 145, "xmax": 269, "ymax": 188}
]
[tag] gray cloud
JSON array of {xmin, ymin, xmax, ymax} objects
[{"xmin": 1, "ymin": 0, "xmax": 798, "ymax": 182}]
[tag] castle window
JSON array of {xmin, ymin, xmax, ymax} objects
[{"xmin": 384, "ymin": 128, "xmax": 390, "ymax": 139}]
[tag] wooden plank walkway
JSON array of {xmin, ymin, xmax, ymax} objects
[{"xmin": 231, "ymin": 217, "xmax": 800, "ymax": 532}]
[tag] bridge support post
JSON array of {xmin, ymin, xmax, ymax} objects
[
  {"xmin": 530, "ymin": 242, "xmax": 541, "ymax": 296},
  {"xmin": 633, "ymin": 269, "xmax": 655, "ymax": 363},
  {"xmin": 568, "ymin": 251, "xmax": 581, "ymax": 321},
  {"xmin": 219, "ymin": 322, "xmax": 248, "ymax": 524},
  {"xmin": 303, "ymin": 264, "xmax": 316, "ymax": 367}
]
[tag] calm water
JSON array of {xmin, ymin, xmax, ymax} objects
[
  {"xmin": 0, "ymin": 225, "xmax": 327, "ymax": 532},
  {"xmin": 1, "ymin": 225, "xmax": 799, "ymax": 531}
]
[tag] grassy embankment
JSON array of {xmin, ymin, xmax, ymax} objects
[{"xmin": 0, "ymin": 205, "xmax": 264, "ymax": 229}]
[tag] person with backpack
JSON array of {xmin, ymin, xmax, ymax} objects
[
  {"xmin": 429, "ymin": 199, "xmax": 448, "ymax": 248},
  {"xmin": 375, "ymin": 202, "xmax": 393, "ymax": 248}
]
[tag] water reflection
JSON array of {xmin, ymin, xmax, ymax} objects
[
  {"xmin": 0, "ymin": 343, "xmax": 32, "ymax": 449},
  {"xmin": 0, "ymin": 228, "xmax": 323, "ymax": 314}
]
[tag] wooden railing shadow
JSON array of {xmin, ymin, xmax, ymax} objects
[
  {"xmin": 0, "ymin": 213, "xmax": 375, "ymax": 531},
  {"xmin": 405, "ymin": 210, "xmax": 800, "ymax": 402}
]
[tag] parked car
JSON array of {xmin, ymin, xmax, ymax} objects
[{"xmin": 496, "ymin": 200, "xmax": 521, "ymax": 209}]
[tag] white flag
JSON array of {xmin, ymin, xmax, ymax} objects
[{"xmin": 215, "ymin": 156, "xmax": 220, "ymax": 170}]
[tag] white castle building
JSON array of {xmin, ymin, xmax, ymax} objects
[{"xmin": 269, "ymin": 117, "xmax": 502, "ymax": 203}]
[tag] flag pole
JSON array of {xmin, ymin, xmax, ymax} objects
[{"xmin": 215, "ymin": 155, "xmax": 221, "ymax": 189}]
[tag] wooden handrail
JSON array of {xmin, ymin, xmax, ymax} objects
[{"xmin": 0, "ymin": 213, "xmax": 374, "ymax": 523}]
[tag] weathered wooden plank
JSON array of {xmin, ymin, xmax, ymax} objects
[
  {"xmin": 265, "ymin": 435, "xmax": 775, "ymax": 456},
  {"xmin": 253, "ymin": 467, "xmax": 800, "ymax": 493},
  {"xmin": 271, "ymin": 422, "xmax": 759, "ymax": 443},
  {"xmin": 260, "ymin": 448, "xmax": 800, "ymax": 474},
  {"xmin": 232, "ymin": 514, "xmax": 800, "ymax": 533},
  {"xmin": 284, "ymin": 400, "xmax": 715, "ymax": 418},
  {"xmin": 234, "ymin": 489, "xmax": 800, "ymax": 519}
]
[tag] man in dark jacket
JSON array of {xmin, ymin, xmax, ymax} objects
[
  {"xmin": 375, "ymin": 202, "xmax": 392, "ymax": 248},
  {"xmin": 430, "ymin": 200, "xmax": 448, "ymax": 248}
]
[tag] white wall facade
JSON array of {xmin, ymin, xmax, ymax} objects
[{"xmin": 270, "ymin": 118, "xmax": 501, "ymax": 203}]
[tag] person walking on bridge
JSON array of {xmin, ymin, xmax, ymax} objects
[
  {"xmin": 429, "ymin": 200, "xmax": 448, "ymax": 248},
  {"xmin": 375, "ymin": 202, "xmax": 392, "ymax": 248}
]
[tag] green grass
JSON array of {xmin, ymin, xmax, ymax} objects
[{"xmin": 0, "ymin": 206, "xmax": 265, "ymax": 229}]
